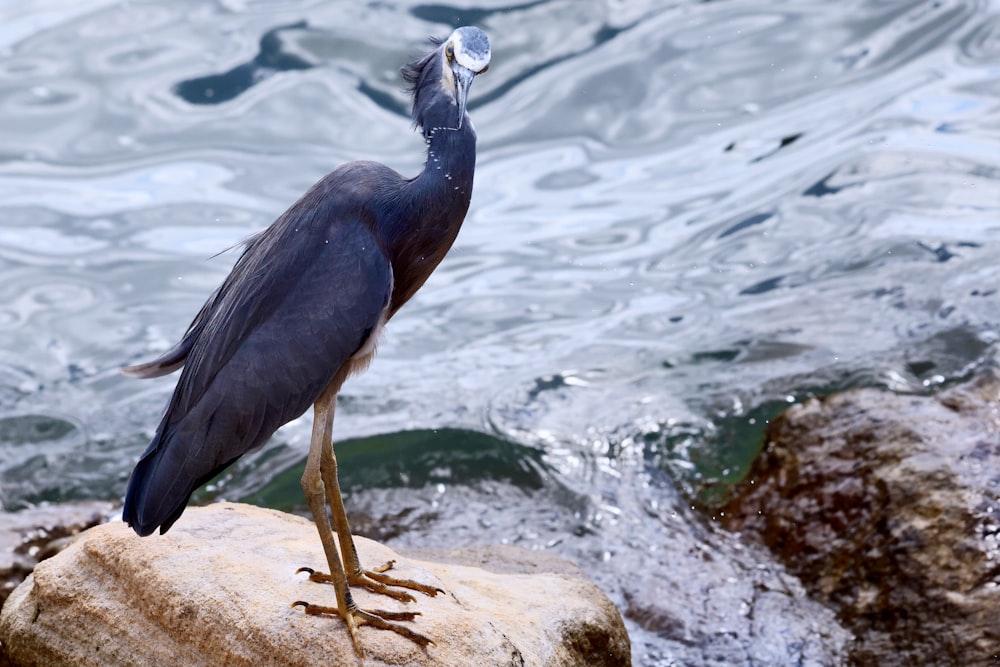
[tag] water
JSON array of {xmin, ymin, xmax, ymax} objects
[{"xmin": 1, "ymin": 0, "xmax": 999, "ymax": 662}]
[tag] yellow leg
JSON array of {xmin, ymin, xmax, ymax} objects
[
  {"xmin": 320, "ymin": 395, "xmax": 441, "ymax": 600},
  {"xmin": 294, "ymin": 384, "xmax": 435, "ymax": 657}
]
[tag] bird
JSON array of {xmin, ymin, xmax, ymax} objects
[{"xmin": 120, "ymin": 26, "xmax": 491, "ymax": 657}]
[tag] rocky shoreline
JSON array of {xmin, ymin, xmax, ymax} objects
[{"xmin": 1, "ymin": 365, "xmax": 998, "ymax": 665}]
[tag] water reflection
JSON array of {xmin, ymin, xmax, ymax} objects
[{"xmin": 174, "ymin": 21, "xmax": 317, "ymax": 105}]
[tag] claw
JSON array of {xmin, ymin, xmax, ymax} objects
[
  {"xmin": 370, "ymin": 560, "xmax": 396, "ymax": 574},
  {"xmin": 362, "ymin": 566, "xmax": 443, "ymax": 598},
  {"xmin": 296, "ymin": 566, "xmax": 336, "ymax": 585},
  {"xmin": 292, "ymin": 600, "xmax": 434, "ymax": 657},
  {"xmin": 298, "ymin": 561, "xmax": 442, "ymax": 600},
  {"xmin": 292, "ymin": 600, "xmax": 420, "ymax": 622},
  {"xmin": 294, "ymin": 560, "xmax": 440, "ymax": 656}
]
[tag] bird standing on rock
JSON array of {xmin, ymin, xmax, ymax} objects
[{"xmin": 121, "ymin": 26, "xmax": 491, "ymax": 656}]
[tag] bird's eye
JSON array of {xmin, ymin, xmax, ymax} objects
[{"xmin": 445, "ymin": 43, "xmax": 455, "ymax": 61}]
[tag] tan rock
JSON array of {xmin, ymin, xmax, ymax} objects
[{"xmin": 0, "ymin": 502, "xmax": 630, "ymax": 667}]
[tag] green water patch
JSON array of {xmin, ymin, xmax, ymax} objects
[
  {"xmin": 687, "ymin": 400, "xmax": 794, "ymax": 508},
  {"xmin": 240, "ymin": 428, "xmax": 550, "ymax": 513}
]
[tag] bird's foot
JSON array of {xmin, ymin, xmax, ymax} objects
[
  {"xmin": 292, "ymin": 600, "xmax": 433, "ymax": 657},
  {"xmin": 297, "ymin": 561, "xmax": 442, "ymax": 602}
]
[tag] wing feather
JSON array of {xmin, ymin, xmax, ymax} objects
[{"xmin": 124, "ymin": 182, "xmax": 393, "ymax": 534}]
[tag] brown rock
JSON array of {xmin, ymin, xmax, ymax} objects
[
  {"xmin": 0, "ymin": 501, "xmax": 114, "ymax": 607},
  {"xmin": 0, "ymin": 502, "xmax": 630, "ymax": 667},
  {"xmin": 720, "ymin": 369, "xmax": 1000, "ymax": 666}
]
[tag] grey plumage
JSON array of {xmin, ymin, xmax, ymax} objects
[
  {"xmin": 122, "ymin": 28, "xmax": 491, "ymax": 543},
  {"xmin": 122, "ymin": 26, "xmax": 491, "ymax": 657}
]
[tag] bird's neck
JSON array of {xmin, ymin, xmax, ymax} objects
[
  {"xmin": 419, "ymin": 120, "xmax": 477, "ymax": 203},
  {"xmin": 381, "ymin": 113, "xmax": 477, "ymax": 315}
]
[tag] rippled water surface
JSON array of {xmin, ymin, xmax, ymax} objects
[{"xmin": 2, "ymin": 0, "xmax": 1000, "ymax": 663}]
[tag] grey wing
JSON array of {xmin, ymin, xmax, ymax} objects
[{"xmin": 123, "ymin": 217, "xmax": 391, "ymax": 535}]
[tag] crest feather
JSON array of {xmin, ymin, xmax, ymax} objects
[
  {"xmin": 400, "ymin": 36, "xmax": 444, "ymax": 127},
  {"xmin": 400, "ymin": 36, "xmax": 443, "ymax": 94}
]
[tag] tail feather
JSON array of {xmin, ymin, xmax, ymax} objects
[
  {"xmin": 121, "ymin": 338, "xmax": 194, "ymax": 379},
  {"xmin": 123, "ymin": 286, "xmax": 222, "ymax": 379},
  {"xmin": 122, "ymin": 435, "xmax": 226, "ymax": 536},
  {"xmin": 122, "ymin": 433, "xmax": 190, "ymax": 536}
]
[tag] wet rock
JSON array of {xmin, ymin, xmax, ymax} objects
[
  {"xmin": 344, "ymin": 464, "xmax": 853, "ymax": 665},
  {"xmin": 0, "ymin": 502, "xmax": 630, "ymax": 667},
  {"xmin": 721, "ymin": 369, "xmax": 1000, "ymax": 666},
  {"xmin": 351, "ymin": 483, "xmax": 853, "ymax": 665},
  {"xmin": 0, "ymin": 501, "xmax": 114, "ymax": 607},
  {"xmin": 614, "ymin": 516, "xmax": 852, "ymax": 667}
]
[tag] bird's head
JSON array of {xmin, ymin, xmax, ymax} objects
[
  {"xmin": 403, "ymin": 26, "xmax": 491, "ymax": 132},
  {"xmin": 440, "ymin": 27, "xmax": 490, "ymax": 129}
]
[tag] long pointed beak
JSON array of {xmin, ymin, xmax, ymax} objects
[{"xmin": 453, "ymin": 65, "xmax": 476, "ymax": 130}]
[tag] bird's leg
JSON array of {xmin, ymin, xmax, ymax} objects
[
  {"xmin": 293, "ymin": 385, "xmax": 433, "ymax": 657},
  {"xmin": 323, "ymin": 400, "xmax": 441, "ymax": 601}
]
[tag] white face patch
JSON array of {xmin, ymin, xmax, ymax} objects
[
  {"xmin": 435, "ymin": 26, "xmax": 491, "ymax": 118},
  {"xmin": 449, "ymin": 29, "xmax": 491, "ymax": 73}
]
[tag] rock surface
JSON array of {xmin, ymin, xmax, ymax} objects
[
  {"xmin": 721, "ymin": 369, "xmax": 1000, "ymax": 666},
  {"xmin": 0, "ymin": 502, "xmax": 630, "ymax": 667}
]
